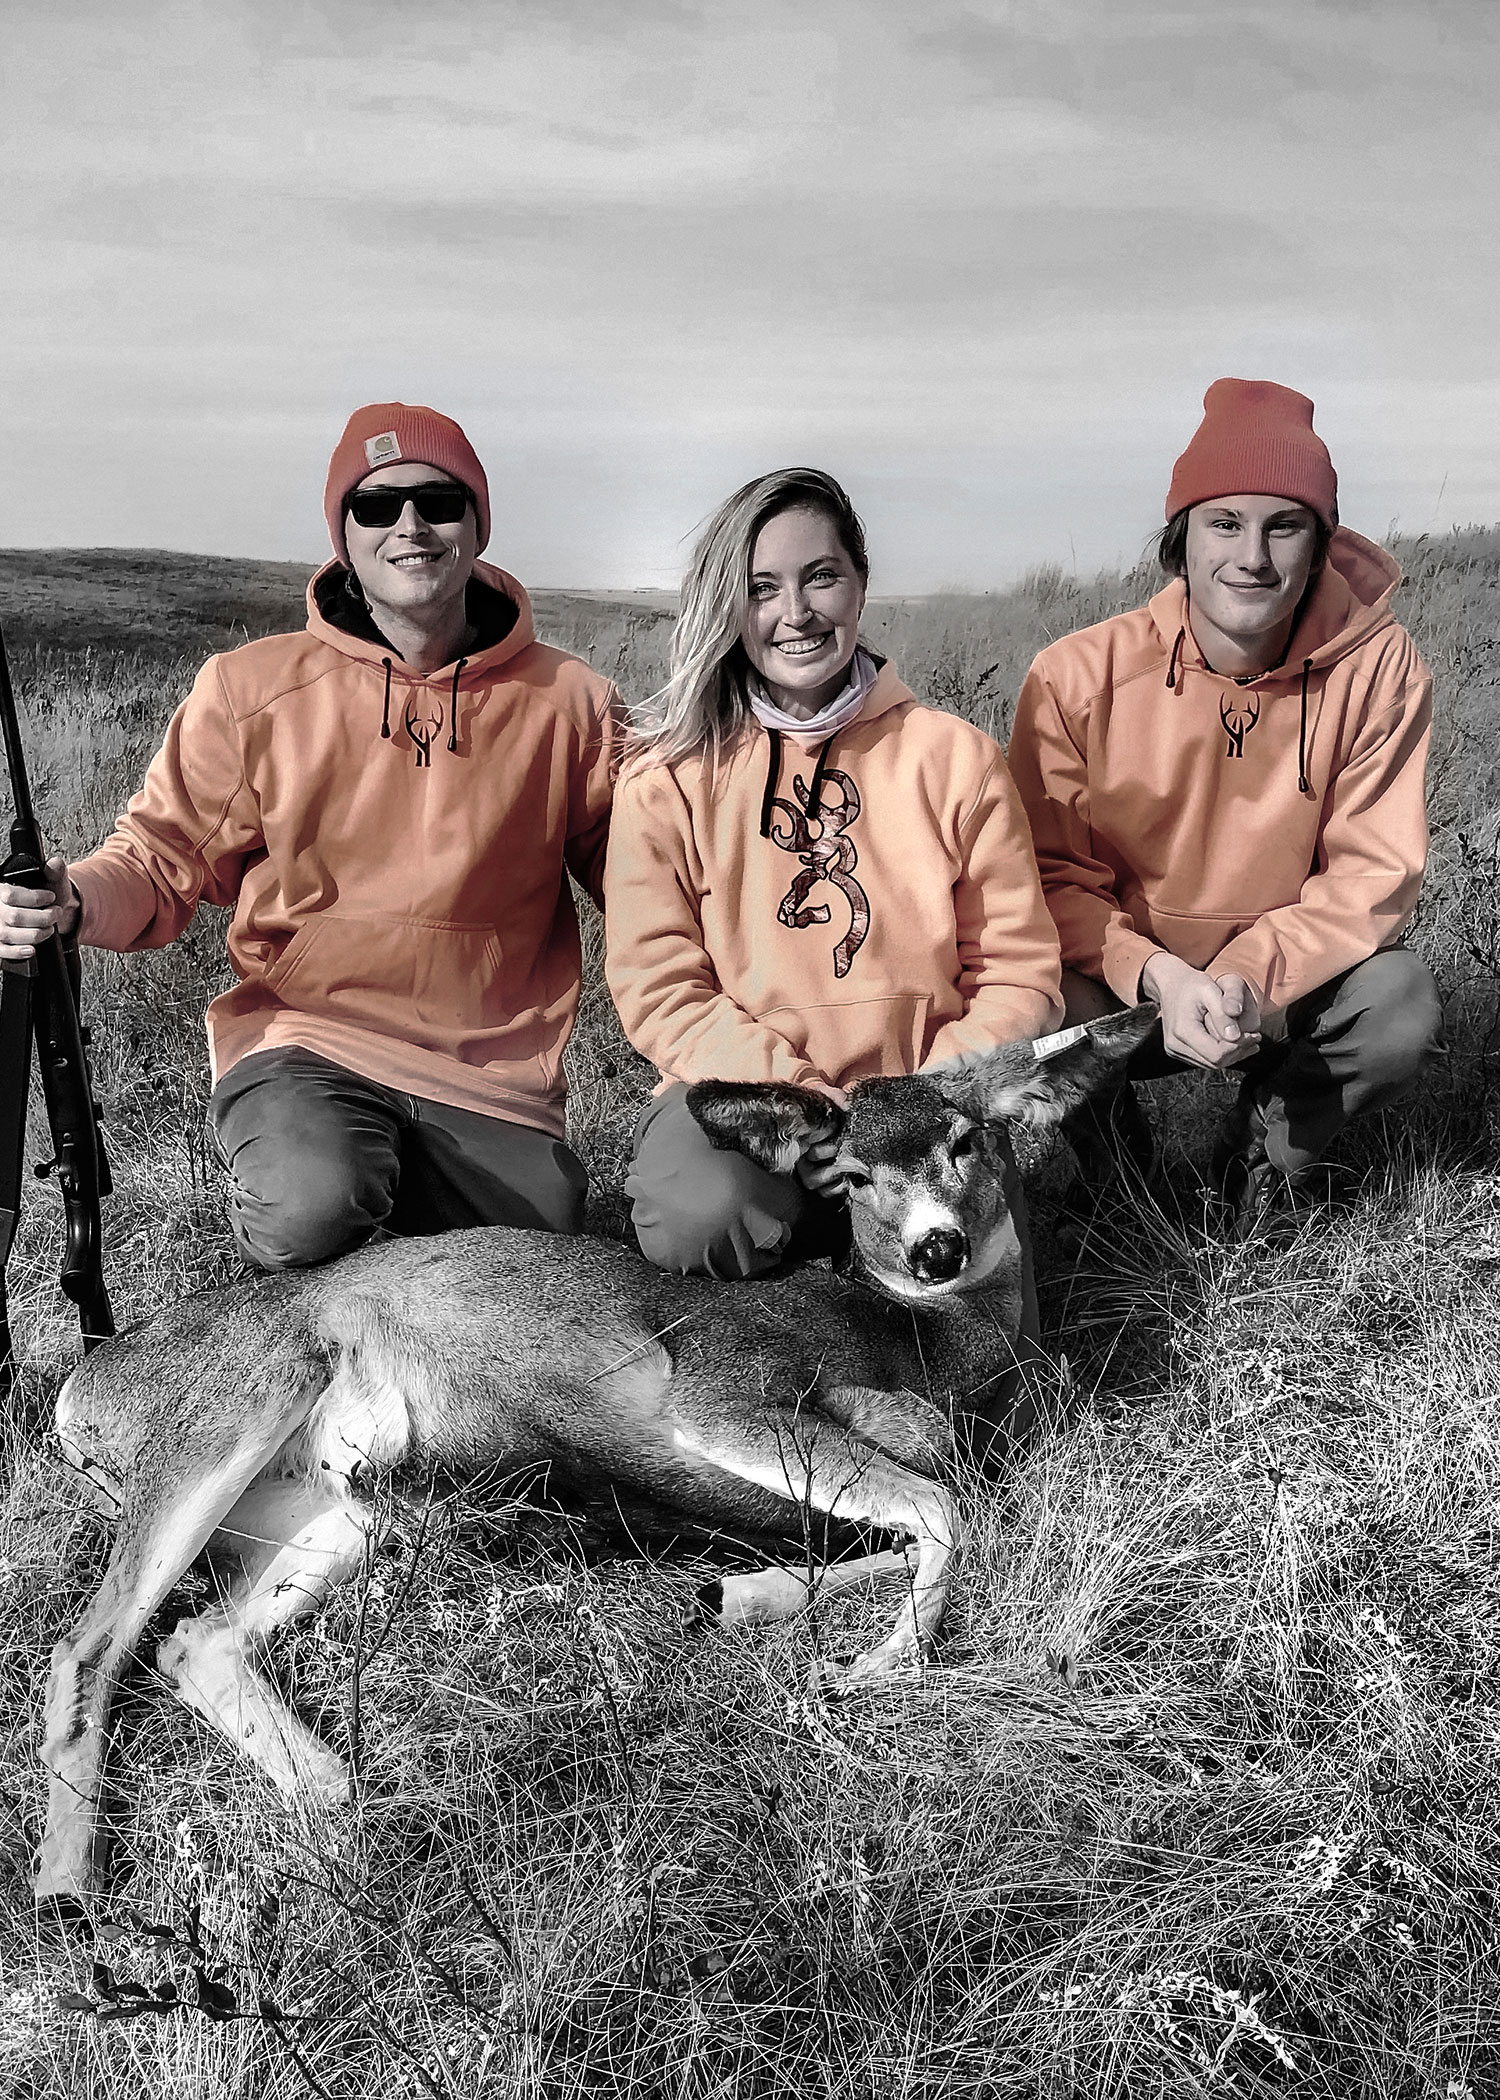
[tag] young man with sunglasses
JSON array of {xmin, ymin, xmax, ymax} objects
[{"xmin": 0, "ymin": 402, "xmax": 623, "ymax": 1268}]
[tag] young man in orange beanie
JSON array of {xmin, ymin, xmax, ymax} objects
[
  {"xmin": 1007, "ymin": 378, "xmax": 1442, "ymax": 1233},
  {"xmin": 0, "ymin": 403, "xmax": 624, "ymax": 1266}
]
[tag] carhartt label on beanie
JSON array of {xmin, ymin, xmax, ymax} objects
[
  {"xmin": 1166, "ymin": 378, "xmax": 1338, "ymax": 528},
  {"xmin": 324, "ymin": 403, "xmax": 492, "ymax": 560}
]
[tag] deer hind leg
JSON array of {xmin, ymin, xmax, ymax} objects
[
  {"xmin": 156, "ymin": 1472, "xmax": 379, "ymax": 1801},
  {"xmin": 674, "ymin": 1412, "xmax": 957, "ymax": 1689},
  {"xmin": 36, "ymin": 1458, "xmax": 266, "ymax": 1906}
]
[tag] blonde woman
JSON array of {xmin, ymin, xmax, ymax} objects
[{"xmin": 604, "ymin": 467, "xmax": 1063, "ymax": 1279}]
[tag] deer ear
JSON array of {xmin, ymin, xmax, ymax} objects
[
  {"xmin": 936, "ymin": 1003, "xmax": 1159, "ymax": 1129},
  {"xmin": 684, "ymin": 1081, "xmax": 845, "ymax": 1174}
]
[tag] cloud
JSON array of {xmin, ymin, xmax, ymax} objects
[{"xmin": 0, "ymin": 0, "xmax": 1497, "ymax": 588}]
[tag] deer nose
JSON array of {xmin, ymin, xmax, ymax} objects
[{"xmin": 909, "ymin": 1227, "xmax": 968, "ymax": 1282}]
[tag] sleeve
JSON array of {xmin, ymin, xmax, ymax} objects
[
  {"xmin": 922, "ymin": 757, "xmax": 1064, "ymax": 1066},
  {"xmin": 1209, "ymin": 637, "xmax": 1432, "ymax": 1026},
  {"xmin": 68, "ymin": 656, "xmax": 263, "ymax": 951},
  {"xmin": 563, "ymin": 678, "xmax": 627, "ymax": 911},
  {"xmin": 603, "ymin": 768, "xmax": 822, "ymax": 1088},
  {"xmin": 1007, "ymin": 660, "xmax": 1162, "ymax": 1002}
]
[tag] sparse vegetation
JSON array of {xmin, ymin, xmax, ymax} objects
[{"xmin": 1, "ymin": 535, "xmax": 1498, "ymax": 2097}]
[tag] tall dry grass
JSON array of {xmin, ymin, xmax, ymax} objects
[{"xmin": 0, "ymin": 538, "xmax": 1498, "ymax": 2098}]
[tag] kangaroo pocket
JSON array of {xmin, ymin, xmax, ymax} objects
[
  {"xmin": 1136, "ymin": 905, "xmax": 1258, "ymax": 972},
  {"xmin": 260, "ymin": 914, "xmax": 558, "ymax": 1069},
  {"xmin": 762, "ymin": 993, "xmax": 933, "ymax": 1083}
]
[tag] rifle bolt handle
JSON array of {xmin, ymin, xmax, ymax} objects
[{"xmin": 34, "ymin": 1159, "xmax": 56, "ymax": 1179}]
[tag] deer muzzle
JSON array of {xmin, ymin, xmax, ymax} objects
[{"xmin": 907, "ymin": 1226, "xmax": 969, "ymax": 1283}]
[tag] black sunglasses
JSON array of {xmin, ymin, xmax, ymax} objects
[{"xmin": 346, "ymin": 482, "xmax": 471, "ymax": 530}]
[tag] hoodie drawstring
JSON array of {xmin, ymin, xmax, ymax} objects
[
  {"xmin": 1167, "ymin": 624, "xmax": 1315, "ymax": 793},
  {"xmin": 448, "ymin": 658, "xmax": 467, "ymax": 754},
  {"xmin": 805, "ymin": 737, "xmax": 835, "ymax": 819},
  {"xmin": 759, "ymin": 728, "xmax": 839, "ymax": 839},
  {"xmin": 759, "ymin": 728, "xmax": 783, "ymax": 838},
  {"xmin": 380, "ymin": 656, "xmax": 468, "ymax": 760}
]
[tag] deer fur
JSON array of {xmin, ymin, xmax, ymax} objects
[{"xmin": 33, "ymin": 1005, "xmax": 1154, "ymax": 1904}]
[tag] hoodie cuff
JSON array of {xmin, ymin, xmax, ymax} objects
[
  {"xmin": 69, "ymin": 855, "xmax": 160, "ymax": 951},
  {"xmin": 1101, "ymin": 929, "xmax": 1163, "ymax": 1006}
]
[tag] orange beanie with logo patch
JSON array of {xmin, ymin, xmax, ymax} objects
[
  {"xmin": 324, "ymin": 402, "xmax": 492, "ymax": 561},
  {"xmin": 1166, "ymin": 379, "xmax": 1338, "ymax": 527}
]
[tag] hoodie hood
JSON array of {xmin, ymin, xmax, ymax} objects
[
  {"xmin": 1149, "ymin": 526, "xmax": 1402, "ymax": 683},
  {"xmin": 306, "ymin": 557, "xmax": 536, "ymax": 682}
]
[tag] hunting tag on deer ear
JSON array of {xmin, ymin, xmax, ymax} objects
[{"xmin": 1031, "ymin": 1024, "xmax": 1090, "ymax": 1063}]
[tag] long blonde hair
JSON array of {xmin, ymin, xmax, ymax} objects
[{"xmin": 631, "ymin": 467, "xmax": 870, "ymax": 767}]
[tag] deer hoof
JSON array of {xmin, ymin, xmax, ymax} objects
[{"xmin": 809, "ymin": 1639, "xmax": 927, "ymax": 1699}]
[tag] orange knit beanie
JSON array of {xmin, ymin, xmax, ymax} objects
[
  {"xmin": 324, "ymin": 402, "xmax": 491, "ymax": 561},
  {"xmin": 1166, "ymin": 379, "xmax": 1338, "ymax": 527}
]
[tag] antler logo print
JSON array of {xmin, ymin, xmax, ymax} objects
[
  {"xmin": 1218, "ymin": 688, "xmax": 1261, "ymax": 759},
  {"xmin": 768, "ymin": 767, "xmax": 871, "ymax": 978},
  {"xmin": 403, "ymin": 696, "xmax": 445, "ymax": 769}
]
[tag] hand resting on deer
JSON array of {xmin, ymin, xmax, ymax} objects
[{"xmin": 34, "ymin": 1005, "xmax": 1153, "ymax": 1904}]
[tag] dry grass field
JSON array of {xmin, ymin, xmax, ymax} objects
[{"xmin": 1, "ymin": 536, "xmax": 1499, "ymax": 2098}]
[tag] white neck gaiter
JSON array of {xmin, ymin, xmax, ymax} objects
[{"xmin": 747, "ymin": 646, "xmax": 878, "ymax": 742}]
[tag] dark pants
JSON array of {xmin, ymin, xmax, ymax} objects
[
  {"xmin": 209, "ymin": 1047, "xmax": 589, "ymax": 1270},
  {"xmin": 1062, "ymin": 948, "xmax": 1444, "ymax": 1175},
  {"xmin": 627, "ymin": 1083, "xmax": 849, "ymax": 1280}
]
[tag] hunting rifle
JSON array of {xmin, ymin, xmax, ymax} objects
[{"xmin": 0, "ymin": 616, "xmax": 114, "ymax": 1389}]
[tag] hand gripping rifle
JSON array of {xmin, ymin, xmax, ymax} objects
[{"xmin": 0, "ymin": 617, "xmax": 114, "ymax": 1389}]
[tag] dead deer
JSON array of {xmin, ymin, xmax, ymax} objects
[{"xmin": 33, "ymin": 1006, "xmax": 1152, "ymax": 1904}]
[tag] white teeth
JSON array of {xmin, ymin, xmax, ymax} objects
[{"xmin": 777, "ymin": 635, "xmax": 830, "ymax": 655}]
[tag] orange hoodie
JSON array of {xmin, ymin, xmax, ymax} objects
[
  {"xmin": 604, "ymin": 664, "xmax": 1062, "ymax": 1090},
  {"xmin": 1006, "ymin": 529, "xmax": 1431, "ymax": 1030},
  {"xmin": 70, "ymin": 560, "xmax": 623, "ymax": 1134}
]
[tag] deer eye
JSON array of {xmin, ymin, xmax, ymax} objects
[
  {"xmin": 950, "ymin": 1127, "xmax": 981, "ymax": 1161},
  {"xmin": 841, "ymin": 1162, "xmax": 872, "ymax": 1191}
]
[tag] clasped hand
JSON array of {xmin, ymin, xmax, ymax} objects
[{"xmin": 1141, "ymin": 952, "xmax": 1262, "ymax": 1070}]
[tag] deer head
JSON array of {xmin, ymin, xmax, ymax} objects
[{"xmin": 685, "ymin": 1004, "xmax": 1158, "ymax": 1301}]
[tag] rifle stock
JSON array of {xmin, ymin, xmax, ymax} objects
[{"xmin": 0, "ymin": 617, "xmax": 114, "ymax": 1379}]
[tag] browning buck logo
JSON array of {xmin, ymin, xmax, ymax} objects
[
  {"xmin": 768, "ymin": 767, "xmax": 871, "ymax": 978},
  {"xmin": 1219, "ymin": 687, "xmax": 1261, "ymax": 759}
]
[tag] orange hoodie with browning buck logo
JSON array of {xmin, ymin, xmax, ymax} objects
[
  {"xmin": 69, "ymin": 561, "xmax": 623, "ymax": 1134},
  {"xmin": 1006, "ymin": 529, "xmax": 1431, "ymax": 1030},
  {"xmin": 604, "ymin": 663, "xmax": 1063, "ymax": 1090}
]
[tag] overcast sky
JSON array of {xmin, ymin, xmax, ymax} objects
[{"xmin": 2, "ymin": 0, "xmax": 1497, "ymax": 591}]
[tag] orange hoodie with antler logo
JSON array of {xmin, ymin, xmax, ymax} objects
[
  {"xmin": 1006, "ymin": 529, "xmax": 1431, "ymax": 1030},
  {"xmin": 604, "ymin": 662, "xmax": 1063, "ymax": 1090},
  {"xmin": 68, "ymin": 560, "xmax": 623, "ymax": 1134}
]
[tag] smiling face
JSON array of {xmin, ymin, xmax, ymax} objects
[
  {"xmin": 1184, "ymin": 494, "xmax": 1321, "ymax": 674},
  {"xmin": 740, "ymin": 505, "xmax": 867, "ymax": 720},
  {"xmin": 343, "ymin": 462, "xmax": 479, "ymax": 639}
]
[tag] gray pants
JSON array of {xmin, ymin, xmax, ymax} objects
[
  {"xmin": 627, "ymin": 1083, "xmax": 850, "ymax": 1280},
  {"xmin": 1063, "ymin": 948, "xmax": 1444, "ymax": 1174},
  {"xmin": 209, "ymin": 1047, "xmax": 588, "ymax": 1270}
]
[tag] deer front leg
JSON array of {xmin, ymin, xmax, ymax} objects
[{"xmin": 672, "ymin": 1412, "xmax": 958, "ymax": 1691}]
